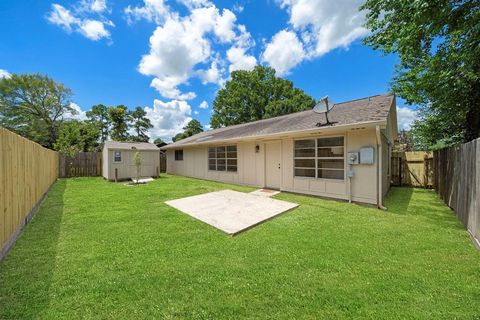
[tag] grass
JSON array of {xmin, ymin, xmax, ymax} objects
[{"xmin": 0, "ymin": 175, "xmax": 479, "ymax": 319}]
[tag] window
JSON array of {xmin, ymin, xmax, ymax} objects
[
  {"xmin": 175, "ymin": 149, "xmax": 183, "ymax": 161},
  {"xmin": 294, "ymin": 137, "xmax": 344, "ymax": 180},
  {"xmin": 114, "ymin": 151, "xmax": 122, "ymax": 162},
  {"xmin": 208, "ymin": 145, "xmax": 237, "ymax": 172},
  {"xmin": 294, "ymin": 139, "xmax": 315, "ymax": 177}
]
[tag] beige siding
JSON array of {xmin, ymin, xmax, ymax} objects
[
  {"xmin": 104, "ymin": 149, "xmax": 160, "ymax": 180},
  {"xmin": 167, "ymin": 142, "xmax": 265, "ymax": 187},
  {"xmin": 166, "ymin": 127, "xmax": 381, "ymax": 204},
  {"xmin": 280, "ymin": 129, "xmax": 378, "ymax": 204}
]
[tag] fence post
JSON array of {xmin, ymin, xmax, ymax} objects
[
  {"xmin": 423, "ymin": 154, "xmax": 428, "ymax": 188},
  {"xmin": 399, "ymin": 154, "xmax": 402, "ymax": 186},
  {"xmin": 115, "ymin": 168, "xmax": 118, "ymax": 183}
]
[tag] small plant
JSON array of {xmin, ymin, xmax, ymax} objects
[{"xmin": 133, "ymin": 151, "xmax": 142, "ymax": 184}]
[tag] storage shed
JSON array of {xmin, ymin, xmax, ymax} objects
[{"xmin": 102, "ymin": 141, "xmax": 160, "ymax": 181}]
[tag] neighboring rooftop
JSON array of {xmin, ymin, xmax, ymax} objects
[
  {"xmin": 104, "ymin": 141, "xmax": 159, "ymax": 150},
  {"xmin": 163, "ymin": 93, "xmax": 395, "ymax": 149}
]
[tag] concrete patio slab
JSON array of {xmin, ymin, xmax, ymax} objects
[
  {"xmin": 165, "ymin": 189, "xmax": 298, "ymax": 235},
  {"xmin": 131, "ymin": 177, "xmax": 154, "ymax": 183}
]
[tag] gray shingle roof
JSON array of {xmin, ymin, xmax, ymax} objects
[
  {"xmin": 104, "ymin": 141, "xmax": 159, "ymax": 150},
  {"xmin": 164, "ymin": 93, "xmax": 395, "ymax": 149}
]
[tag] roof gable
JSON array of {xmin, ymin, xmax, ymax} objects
[{"xmin": 104, "ymin": 141, "xmax": 159, "ymax": 151}]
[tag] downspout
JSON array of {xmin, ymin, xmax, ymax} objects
[{"xmin": 376, "ymin": 126, "xmax": 387, "ymax": 210}]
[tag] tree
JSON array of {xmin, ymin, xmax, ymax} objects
[
  {"xmin": 395, "ymin": 129, "xmax": 416, "ymax": 151},
  {"xmin": 154, "ymin": 137, "xmax": 166, "ymax": 145},
  {"xmin": 172, "ymin": 119, "xmax": 204, "ymax": 142},
  {"xmin": 172, "ymin": 132, "xmax": 186, "ymax": 142},
  {"xmin": 132, "ymin": 151, "xmax": 142, "ymax": 184},
  {"xmin": 86, "ymin": 104, "xmax": 110, "ymax": 143},
  {"xmin": 54, "ymin": 120, "xmax": 99, "ymax": 156},
  {"xmin": 129, "ymin": 106, "xmax": 153, "ymax": 142},
  {"xmin": 108, "ymin": 105, "xmax": 129, "ymax": 141},
  {"xmin": 183, "ymin": 119, "xmax": 203, "ymax": 137},
  {"xmin": 362, "ymin": 0, "xmax": 480, "ymax": 147},
  {"xmin": 210, "ymin": 65, "xmax": 316, "ymax": 128},
  {"xmin": 410, "ymin": 107, "xmax": 465, "ymax": 150},
  {"xmin": 0, "ymin": 73, "xmax": 75, "ymax": 148}
]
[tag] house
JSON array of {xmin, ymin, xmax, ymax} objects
[
  {"xmin": 161, "ymin": 93, "xmax": 398, "ymax": 207},
  {"xmin": 102, "ymin": 141, "xmax": 160, "ymax": 181}
]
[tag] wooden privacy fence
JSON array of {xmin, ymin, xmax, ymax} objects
[
  {"xmin": 391, "ymin": 151, "xmax": 433, "ymax": 187},
  {"xmin": 433, "ymin": 138, "xmax": 479, "ymax": 246},
  {"xmin": 59, "ymin": 152, "xmax": 102, "ymax": 177},
  {"xmin": 0, "ymin": 128, "xmax": 59, "ymax": 260},
  {"xmin": 160, "ymin": 151, "xmax": 166, "ymax": 173}
]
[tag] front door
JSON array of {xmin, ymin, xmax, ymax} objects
[{"xmin": 265, "ymin": 140, "xmax": 282, "ymax": 189}]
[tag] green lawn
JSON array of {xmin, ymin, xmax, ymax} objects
[{"xmin": 1, "ymin": 175, "xmax": 479, "ymax": 319}]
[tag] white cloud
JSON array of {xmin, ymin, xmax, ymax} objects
[
  {"xmin": 197, "ymin": 60, "xmax": 223, "ymax": 85},
  {"xmin": 64, "ymin": 102, "xmax": 87, "ymax": 121},
  {"xmin": 199, "ymin": 101, "xmax": 208, "ymax": 109},
  {"xmin": 204, "ymin": 124, "xmax": 212, "ymax": 131},
  {"xmin": 77, "ymin": 0, "xmax": 108, "ymax": 13},
  {"xmin": 145, "ymin": 99, "xmax": 192, "ymax": 141},
  {"xmin": 397, "ymin": 106, "xmax": 417, "ymax": 131},
  {"xmin": 235, "ymin": 24, "xmax": 254, "ymax": 48},
  {"xmin": 214, "ymin": 9, "xmax": 237, "ymax": 43},
  {"xmin": 150, "ymin": 77, "xmax": 196, "ymax": 100},
  {"xmin": 232, "ymin": 4, "xmax": 244, "ymax": 13},
  {"xmin": 90, "ymin": 0, "xmax": 107, "ymax": 13},
  {"xmin": 47, "ymin": 4, "xmax": 80, "ymax": 32},
  {"xmin": 262, "ymin": 0, "xmax": 368, "ymax": 71},
  {"xmin": 177, "ymin": 0, "xmax": 212, "ymax": 10},
  {"xmin": 79, "ymin": 19, "xmax": 111, "ymax": 41},
  {"xmin": 278, "ymin": 0, "xmax": 368, "ymax": 57},
  {"xmin": 0, "ymin": 69, "xmax": 11, "ymax": 79},
  {"xmin": 138, "ymin": 5, "xmax": 253, "ymax": 99},
  {"xmin": 139, "ymin": 15, "xmax": 211, "ymax": 99},
  {"xmin": 46, "ymin": 2, "xmax": 113, "ymax": 41},
  {"xmin": 262, "ymin": 30, "xmax": 305, "ymax": 75},
  {"xmin": 124, "ymin": 0, "xmax": 171, "ymax": 25},
  {"xmin": 227, "ymin": 46, "xmax": 257, "ymax": 73}
]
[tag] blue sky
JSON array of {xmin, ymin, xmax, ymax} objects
[{"xmin": 0, "ymin": 0, "xmax": 416, "ymax": 141}]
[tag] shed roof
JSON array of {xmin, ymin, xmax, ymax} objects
[
  {"xmin": 104, "ymin": 141, "xmax": 159, "ymax": 151},
  {"xmin": 163, "ymin": 93, "xmax": 395, "ymax": 149}
]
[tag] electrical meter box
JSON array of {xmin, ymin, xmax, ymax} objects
[
  {"xmin": 359, "ymin": 147, "xmax": 375, "ymax": 164},
  {"xmin": 347, "ymin": 152, "xmax": 359, "ymax": 164}
]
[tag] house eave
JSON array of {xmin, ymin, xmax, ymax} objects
[{"xmin": 161, "ymin": 119, "xmax": 387, "ymax": 150}]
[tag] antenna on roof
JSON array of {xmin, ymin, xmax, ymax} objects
[{"xmin": 313, "ymin": 96, "xmax": 335, "ymax": 127}]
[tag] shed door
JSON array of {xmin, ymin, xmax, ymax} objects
[{"xmin": 265, "ymin": 141, "xmax": 282, "ymax": 189}]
